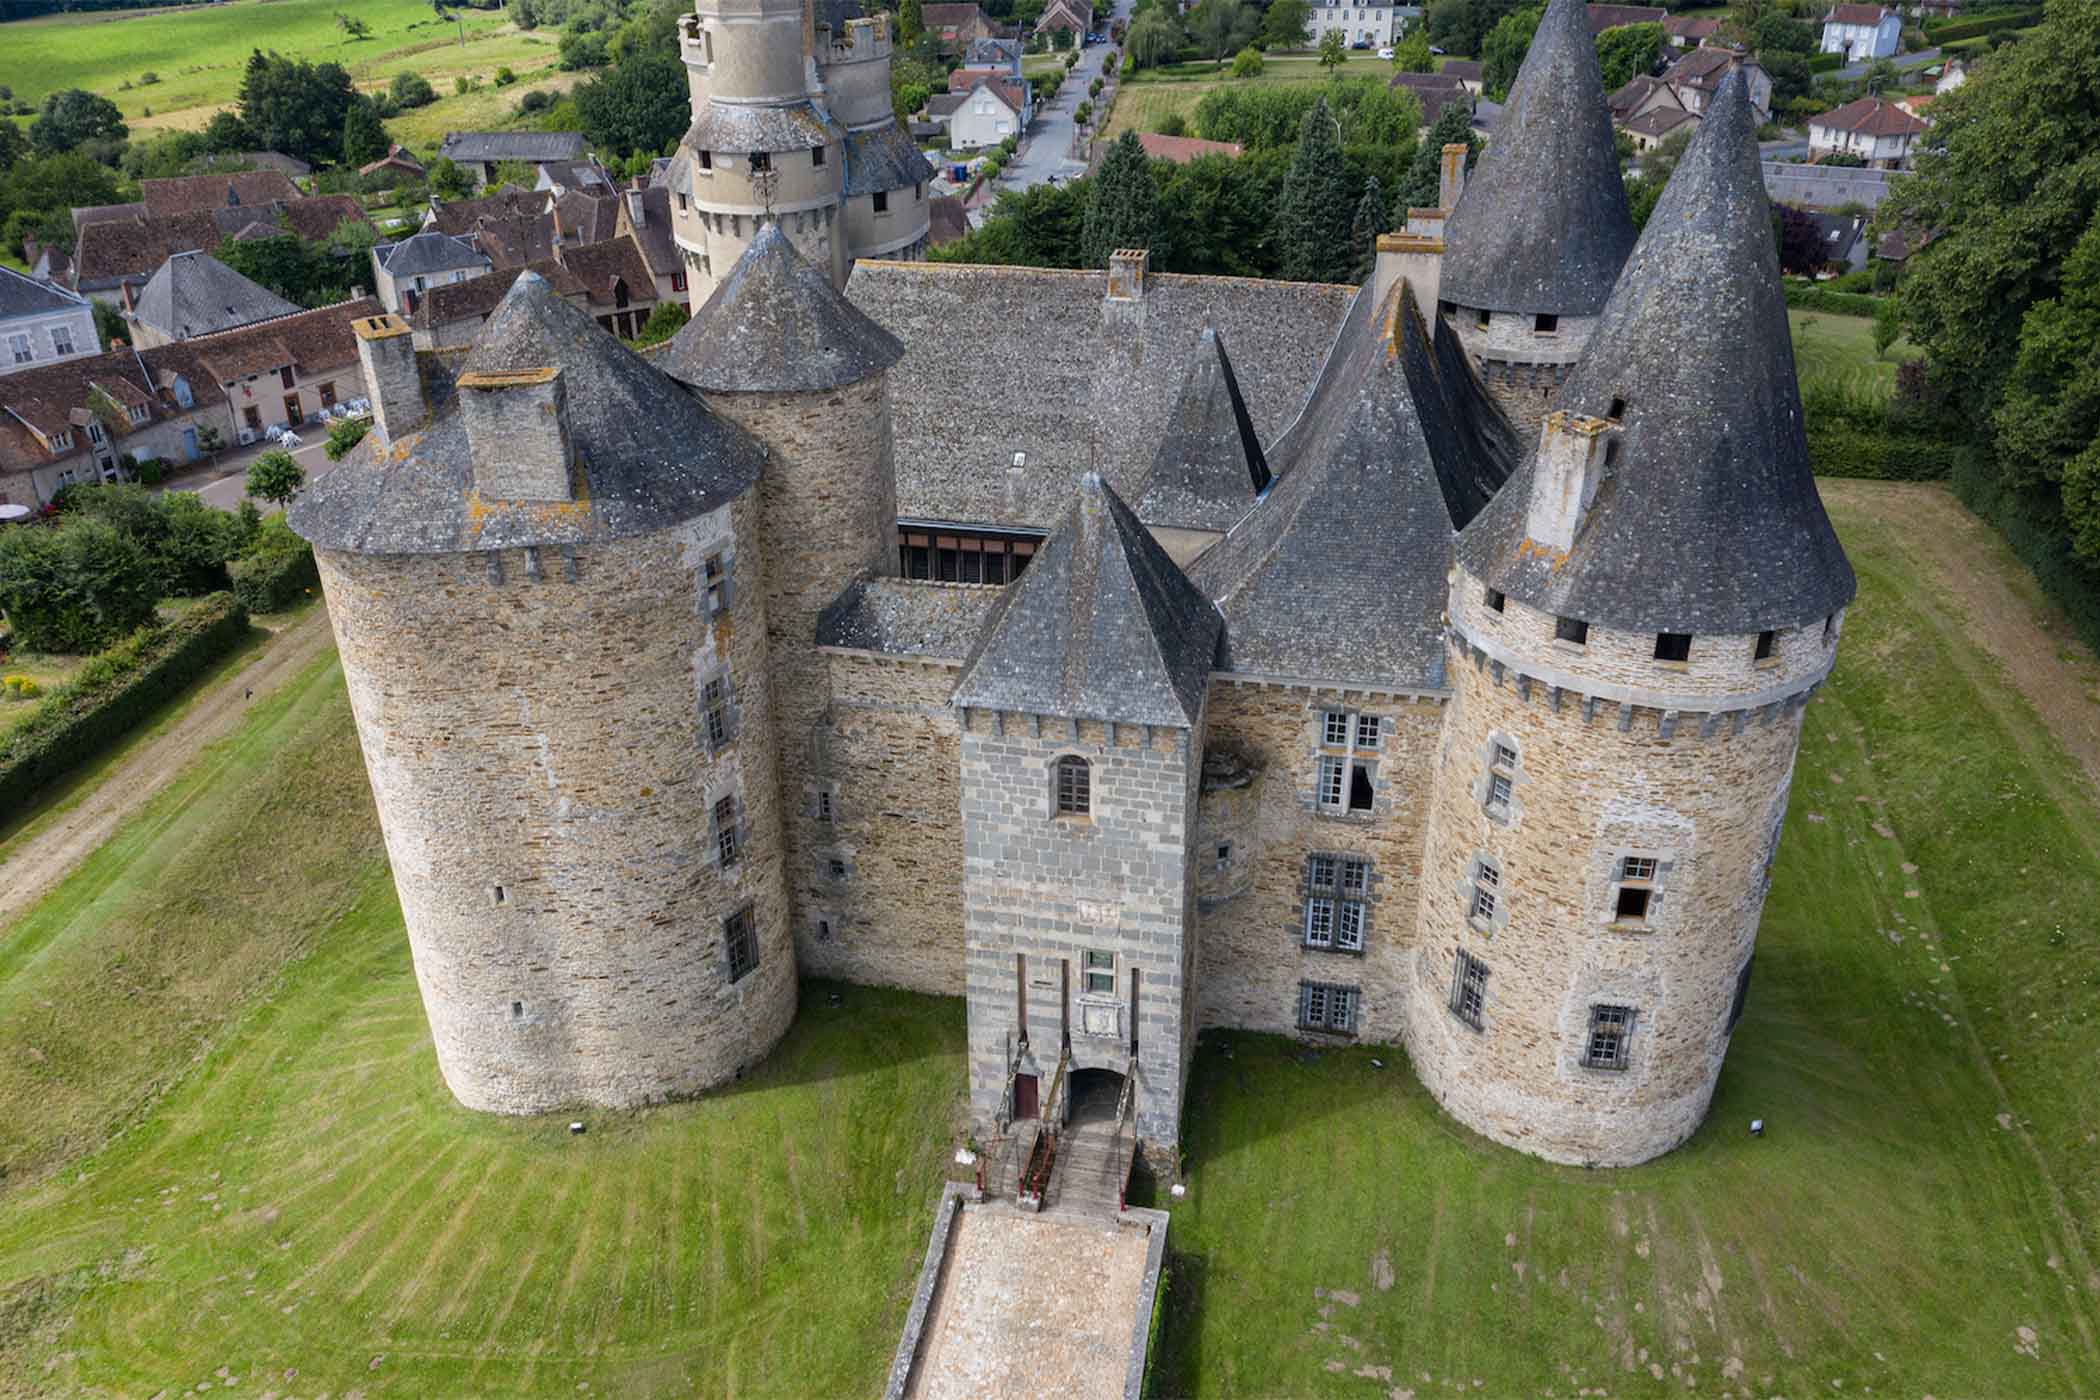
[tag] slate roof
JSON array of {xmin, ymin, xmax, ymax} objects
[
  {"xmin": 926, "ymin": 93, "xmax": 968, "ymax": 118},
  {"xmin": 130, "ymin": 250, "xmax": 300, "ymax": 341},
  {"xmin": 847, "ymin": 261, "xmax": 1354, "ymax": 528},
  {"xmin": 1458, "ymin": 73, "xmax": 1855, "ymax": 635},
  {"xmin": 1585, "ymin": 2, "xmax": 1665, "ymax": 32},
  {"xmin": 413, "ymin": 263, "xmax": 581, "ymax": 339},
  {"xmin": 1811, "ymin": 95, "xmax": 1928, "ymax": 136},
  {"xmin": 953, "ymin": 472, "xmax": 1221, "ymax": 727},
  {"xmin": 1134, "ymin": 327, "xmax": 1267, "ymax": 532},
  {"xmin": 1623, "ymin": 107, "xmax": 1698, "ymax": 139},
  {"xmin": 619, "ymin": 186, "xmax": 680, "ymax": 279},
  {"xmin": 377, "ymin": 231, "xmax": 489, "ymax": 279},
  {"xmin": 469, "ymin": 212, "xmax": 559, "ymax": 269},
  {"xmin": 139, "ymin": 170, "xmax": 301, "ymax": 217},
  {"xmin": 426, "ymin": 186, "xmax": 544, "ymax": 237},
  {"xmin": 1389, "ymin": 71, "xmax": 1475, "ymax": 128},
  {"xmin": 1442, "ymin": 60, "xmax": 1484, "ymax": 83},
  {"xmin": 817, "ymin": 577, "xmax": 1003, "ymax": 659},
  {"xmin": 843, "ymin": 122, "xmax": 934, "ymax": 197},
  {"xmin": 1663, "ymin": 15, "xmax": 1722, "ymax": 39},
  {"xmin": 437, "ymin": 131, "xmax": 587, "ymax": 164},
  {"xmin": 557, "ymin": 237, "xmax": 657, "ymax": 306},
  {"xmin": 0, "ymin": 265, "xmax": 87, "ymax": 320},
  {"xmin": 665, "ymin": 222, "xmax": 903, "ymax": 393},
  {"xmin": 1665, "ymin": 46, "xmax": 1761, "ymax": 97},
  {"xmin": 181, "ymin": 296, "xmax": 380, "ymax": 385},
  {"xmin": 553, "ymin": 189, "xmax": 620, "ymax": 244},
  {"xmin": 1441, "ymin": 0, "xmax": 1634, "ymax": 317},
  {"xmin": 927, "ymin": 194, "xmax": 970, "ymax": 246},
  {"xmin": 685, "ymin": 100, "xmax": 831, "ymax": 154},
  {"xmin": 1823, "ymin": 4, "xmax": 1890, "ymax": 24},
  {"xmin": 1191, "ymin": 281, "xmax": 1518, "ymax": 691},
  {"xmin": 291, "ymin": 273, "xmax": 765, "ymax": 555},
  {"xmin": 1608, "ymin": 73, "xmax": 1677, "ymax": 119}
]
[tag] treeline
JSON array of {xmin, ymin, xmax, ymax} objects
[{"xmin": 0, "ymin": 0, "xmax": 228, "ymax": 16}]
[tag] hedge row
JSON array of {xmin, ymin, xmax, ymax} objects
[
  {"xmin": 229, "ymin": 537, "xmax": 318, "ymax": 614},
  {"xmin": 1951, "ymin": 450, "xmax": 2100, "ymax": 656},
  {"xmin": 0, "ymin": 592, "xmax": 249, "ymax": 810},
  {"xmin": 1784, "ymin": 282, "xmax": 1889, "ymax": 317},
  {"xmin": 1806, "ymin": 424, "xmax": 1958, "ymax": 481},
  {"xmin": 1808, "ymin": 51, "xmax": 1843, "ymax": 72},
  {"xmin": 1923, "ymin": 6, "xmax": 2040, "ymax": 42}
]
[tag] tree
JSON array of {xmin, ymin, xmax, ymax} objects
[
  {"xmin": 1261, "ymin": 0, "xmax": 1310, "ymax": 49},
  {"xmin": 28, "ymin": 89, "xmax": 128, "ymax": 157},
  {"xmin": 1125, "ymin": 9, "xmax": 1181, "ymax": 69},
  {"xmin": 559, "ymin": 28, "xmax": 612, "ymax": 69},
  {"xmin": 933, "ymin": 177, "xmax": 1091, "ymax": 268},
  {"xmin": 0, "ymin": 515, "xmax": 162, "ymax": 654},
  {"xmin": 1082, "ymin": 131, "xmax": 1161, "ymax": 268},
  {"xmin": 1594, "ymin": 21, "xmax": 1661, "ymax": 92},
  {"xmin": 901, "ymin": 0, "xmax": 924, "ymax": 43},
  {"xmin": 630, "ymin": 299, "xmax": 690, "ymax": 348},
  {"xmin": 341, "ymin": 97, "xmax": 389, "ymax": 168},
  {"xmin": 1318, "ymin": 29, "xmax": 1348, "ymax": 71},
  {"xmin": 324, "ymin": 416, "xmax": 371, "ymax": 460},
  {"xmin": 1276, "ymin": 96, "xmax": 1352, "ymax": 283},
  {"xmin": 575, "ymin": 51, "xmax": 689, "ymax": 158},
  {"xmin": 1425, "ymin": 0, "xmax": 1526, "ymax": 58},
  {"xmin": 0, "ymin": 119, "xmax": 28, "ymax": 174},
  {"xmin": 428, "ymin": 156, "xmax": 472, "ymax": 199},
  {"xmin": 195, "ymin": 424, "xmax": 227, "ymax": 466},
  {"xmin": 237, "ymin": 50, "xmax": 360, "ymax": 166},
  {"xmin": 1350, "ymin": 174, "xmax": 1385, "ymax": 282},
  {"xmin": 1193, "ymin": 0, "xmax": 1255, "ymax": 68},
  {"xmin": 91, "ymin": 298, "xmax": 127, "ymax": 350},
  {"xmin": 489, "ymin": 159, "xmax": 539, "ymax": 188},
  {"xmin": 1392, "ymin": 29, "xmax": 1435, "ymax": 73},
  {"xmin": 1231, "ymin": 46, "xmax": 1263, "ymax": 78},
  {"xmin": 246, "ymin": 450, "xmax": 306, "ymax": 509},
  {"xmin": 1480, "ymin": 4, "xmax": 1542, "ymax": 101},
  {"xmin": 1397, "ymin": 102, "xmax": 1477, "ymax": 208},
  {"xmin": 1761, "ymin": 50, "xmax": 1811, "ymax": 108},
  {"xmin": 390, "ymin": 71, "xmax": 439, "ymax": 109},
  {"xmin": 201, "ymin": 110, "xmax": 254, "ymax": 154},
  {"xmin": 1621, "ymin": 124, "xmax": 1690, "ymax": 230},
  {"xmin": 337, "ymin": 11, "xmax": 372, "ymax": 38},
  {"xmin": 1872, "ymin": 297, "xmax": 1900, "ymax": 359},
  {"xmin": 2, "ymin": 152, "xmax": 124, "ymax": 259}
]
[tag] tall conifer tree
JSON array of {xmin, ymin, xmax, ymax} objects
[
  {"xmin": 1276, "ymin": 97, "xmax": 1352, "ymax": 284},
  {"xmin": 1081, "ymin": 131, "xmax": 1161, "ymax": 269},
  {"xmin": 1350, "ymin": 175, "xmax": 1386, "ymax": 284}
]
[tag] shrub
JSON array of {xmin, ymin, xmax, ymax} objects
[
  {"xmin": 1808, "ymin": 51, "xmax": 1843, "ymax": 72},
  {"xmin": 390, "ymin": 70, "xmax": 438, "ymax": 109},
  {"xmin": 1231, "ymin": 46, "xmax": 1264, "ymax": 78},
  {"xmin": 3, "ymin": 676, "xmax": 42, "ymax": 699},
  {"xmin": 1923, "ymin": 6, "xmax": 2040, "ymax": 43},
  {"xmin": 133, "ymin": 456, "xmax": 167, "ymax": 486},
  {"xmin": 1155, "ymin": 112, "xmax": 1188, "ymax": 136},
  {"xmin": 246, "ymin": 450, "xmax": 305, "ymax": 508},
  {"xmin": 0, "ymin": 516, "xmax": 163, "ymax": 654},
  {"xmin": 495, "ymin": 66, "xmax": 518, "ymax": 85},
  {"xmin": 1783, "ymin": 282, "xmax": 1887, "ymax": 317},
  {"xmin": 0, "ymin": 593, "xmax": 249, "ymax": 810},
  {"xmin": 324, "ymin": 416, "xmax": 371, "ymax": 461},
  {"xmin": 228, "ymin": 518, "xmax": 318, "ymax": 615}
]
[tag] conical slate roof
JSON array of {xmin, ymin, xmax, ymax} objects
[
  {"xmin": 291, "ymin": 271, "xmax": 765, "ymax": 554},
  {"xmin": 954, "ymin": 473, "xmax": 1222, "ymax": 728},
  {"xmin": 1192, "ymin": 280, "xmax": 1519, "ymax": 691},
  {"xmin": 1438, "ymin": 0, "xmax": 1634, "ymax": 317},
  {"xmin": 661, "ymin": 221, "xmax": 903, "ymax": 394},
  {"xmin": 1457, "ymin": 73, "xmax": 1855, "ymax": 634},
  {"xmin": 1133, "ymin": 326, "xmax": 1270, "ymax": 533}
]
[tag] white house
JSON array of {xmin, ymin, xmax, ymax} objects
[
  {"xmin": 1819, "ymin": 4, "xmax": 1901, "ymax": 62},
  {"xmin": 0, "ymin": 267, "xmax": 98, "ymax": 378},
  {"xmin": 1808, "ymin": 95, "xmax": 1928, "ymax": 169},
  {"xmin": 1309, "ymin": 0, "xmax": 1398, "ymax": 49},
  {"xmin": 370, "ymin": 231, "xmax": 496, "ymax": 315},
  {"xmin": 945, "ymin": 79, "xmax": 1031, "ymax": 151}
]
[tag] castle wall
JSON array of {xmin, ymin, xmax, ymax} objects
[
  {"xmin": 1402, "ymin": 566, "xmax": 1829, "ymax": 1166},
  {"xmin": 1444, "ymin": 307, "xmax": 1600, "ymax": 440},
  {"xmin": 843, "ymin": 189, "xmax": 932, "ymax": 263},
  {"xmin": 312, "ymin": 492, "xmax": 796, "ymax": 1114},
  {"xmin": 1193, "ymin": 680, "xmax": 1445, "ymax": 1044},
  {"xmin": 961, "ymin": 711, "xmax": 1203, "ymax": 1151}
]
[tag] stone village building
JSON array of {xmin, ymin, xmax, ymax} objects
[{"xmin": 289, "ymin": 0, "xmax": 1853, "ymax": 1172}]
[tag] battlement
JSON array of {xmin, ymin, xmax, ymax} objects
[{"xmin": 821, "ymin": 12, "xmax": 891, "ymax": 62}]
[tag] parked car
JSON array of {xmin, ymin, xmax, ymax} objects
[{"xmin": 1377, "ymin": 46, "xmax": 1394, "ymax": 58}]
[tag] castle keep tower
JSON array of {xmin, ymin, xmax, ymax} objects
[
  {"xmin": 289, "ymin": 282, "xmax": 798, "ymax": 1114},
  {"xmin": 659, "ymin": 223, "xmax": 906, "ymax": 973},
  {"xmin": 1404, "ymin": 75, "xmax": 1854, "ymax": 1167},
  {"xmin": 1436, "ymin": 0, "xmax": 1634, "ymax": 435}
]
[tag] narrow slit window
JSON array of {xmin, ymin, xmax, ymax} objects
[
  {"xmin": 1607, "ymin": 395, "xmax": 1626, "ymax": 420},
  {"xmin": 816, "ymin": 789, "xmax": 833, "ymax": 822},
  {"xmin": 1486, "ymin": 587, "xmax": 1506, "ymax": 613},
  {"xmin": 493, "ymin": 885, "xmax": 506, "ymax": 905},
  {"xmin": 1475, "ymin": 307, "xmax": 1491, "ymax": 328},
  {"xmin": 1755, "ymin": 629, "xmax": 1777, "ymax": 661}
]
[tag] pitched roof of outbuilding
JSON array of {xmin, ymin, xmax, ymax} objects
[
  {"xmin": 1190, "ymin": 281, "xmax": 1518, "ymax": 691},
  {"xmin": 290, "ymin": 273, "xmax": 765, "ymax": 555},
  {"xmin": 1134, "ymin": 326, "xmax": 1268, "ymax": 532},
  {"xmin": 1440, "ymin": 0, "xmax": 1635, "ymax": 316},
  {"xmin": 1823, "ymin": 4, "xmax": 1890, "ymax": 24},
  {"xmin": 954, "ymin": 472, "xmax": 1221, "ymax": 727},
  {"xmin": 130, "ymin": 249, "xmax": 300, "ymax": 340},
  {"xmin": 377, "ymin": 230, "xmax": 489, "ymax": 278},
  {"xmin": 139, "ymin": 170, "xmax": 301, "ymax": 217},
  {"xmin": 1584, "ymin": 2, "xmax": 1665, "ymax": 32},
  {"xmin": 1389, "ymin": 70, "xmax": 1474, "ymax": 128},
  {"xmin": 1457, "ymin": 73, "xmax": 1855, "ymax": 634},
  {"xmin": 436, "ymin": 131, "xmax": 587, "ymax": 164},
  {"xmin": 1811, "ymin": 95, "xmax": 1929, "ymax": 136},
  {"xmin": 664, "ymin": 223, "xmax": 902, "ymax": 394}
]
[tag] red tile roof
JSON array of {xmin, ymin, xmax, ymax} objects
[
  {"xmin": 1585, "ymin": 3, "xmax": 1666, "ymax": 34},
  {"xmin": 556, "ymin": 237, "xmax": 658, "ymax": 307},
  {"xmin": 1663, "ymin": 16, "xmax": 1722, "ymax": 38},
  {"xmin": 1823, "ymin": 4, "xmax": 1891, "ymax": 25},
  {"xmin": 139, "ymin": 170, "xmax": 301, "ymax": 218},
  {"xmin": 1811, "ymin": 95, "xmax": 1929, "ymax": 136}
]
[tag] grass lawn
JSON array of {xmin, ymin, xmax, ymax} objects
[
  {"xmin": 1790, "ymin": 309, "xmax": 1920, "ymax": 401},
  {"xmin": 0, "ymin": 0, "xmax": 553, "ymax": 135},
  {"xmin": 1105, "ymin": 54, "xmax": 1399, "ymax": 141},
  {"xmin": 381, "ymin": 66, "xmax": 580, "ymax": 153},
  {"xmin": 0, "ymin": 651, "xmax": 83, "ymax": 740},
  {"xmin": 1144, "ymin": 485, "xmax": 2100, "ymax": 1396},
  {"xmin": 4, "ymin": 491, "xmax": 2099, "ymax": 1393}
]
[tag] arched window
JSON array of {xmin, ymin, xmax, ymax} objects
[{"xmin": 1054, "ymin": 755, "xmax": 1090, "ymax": 816}]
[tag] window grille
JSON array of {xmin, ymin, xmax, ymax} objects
[
  {"xmin": 1583, "ymin": 1004, "xmax": 1634, "ymax": 1069},
  {"xmin": 724, "ymin": 908, "xmax": 758, "ymax": 983},
  {"xmin": 1054, "ymin": 755, "xmax": 1091, "ymax": 815},
  {"xmin": 1449, "ymin": 950, "xmax": 1488, "ymax": 1029},
  {"xmin": 1298, "ymin": 981, "xmax": 1359, "ymax": 1033},
  {"xmin": 714, "ymin": 795, "xmax": 739, "ymax": 866},
  {"xmin": 702, "ymin": 677, "xmax": 730, "ymax": 750}
]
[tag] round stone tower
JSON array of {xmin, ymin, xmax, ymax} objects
[
  {"xmin": 818, "ymin": 7, "xmax": 934, "ymax": 262},
  {"xmin": 672, "ymin": 0, "xmax": 847, "ymax": 298},
  {"xmin": 1436, "ymin": 0, "xmax": 1634, "ymax": 438},
  {"xmin": 659, "ymin": 222, "xmax": 905, "ymax": 969},
  {"xmin": 1404, "ymin": 74, "xmax": 1855, "ymax": 1167},
  {"xmin": 288, "ymin": 278, "xmax": 797, "ymax": 1115}
]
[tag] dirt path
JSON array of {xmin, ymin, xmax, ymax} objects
[
  {"xmin": 0, "ymin": 606, "xmax": 335, "ymax": 930},
  {"xmin": 1822, "ymin": 480, "xmax": 2100, "ymax": 795}
]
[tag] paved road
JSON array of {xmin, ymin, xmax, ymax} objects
[
  {"xmin": 1001, "ymin": 0, "xmax": 1137, "ymax": 193},
  {"xmin": 1834, "ymin": 45, "xmax": 1940, "ymax": 80},
  {"xmin": 162, "ymin": 436, "xmax": 341, "ymax": 513}
]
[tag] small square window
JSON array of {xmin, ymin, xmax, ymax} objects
[
  {"xmin": 1654, "ymin": 632, "xmax": 1691, "ymax": 662},
  {"xmin": 1556, "ymin": 616, "xmax": 1589, "ymax": 646},
  {"xmin": 1485, "ymin": 587, "xmax": 1506, "ymax": 613},
  {"xmin": 812, "ymin": 145, "xmax": 826, "ymax": 166},
  {"xmin": 1216, "ymin": 842, "xmax": 1232, "ymax": 870},
  {"xmin": 874, "ymin": 190, "xmax": 889, "ymax": 213},
  {"xmin": 1084, "ymin": 949, "xmax": 1114, "ymax": 995},
  {"xmin": 1621, "ymin": 855, "xmax": 1657, "ymax": 883},
  {"xmin": 1323, "ymin": 711, "xmax": 1350, "ymax": 746},
  {"xmin": 1354, "ymin": 715, "xmax": 1380, "ymax": 749},
  {"xmin": 1583, "ymin": 1004, "xmax": 1633, "ymax": 1069},
  {"xmin": 1340, "ymin": 858, "xmax": 1368, "ymax": 898},
  {"xmin": 1534, "ymin": 312, "xmax": 1558, "ymax": 334},
  {"xmin": 829, "ymin": 858, "xmax": 847, "ymax": 880},
  {"xmin": 1755, "ymin": 629, "xmax": 1777, "ymax": 661},
  {"xmin": 511, "ymin": 1000, "xmax": 523, "ymax": 1018},
  {"xmin": 1307, "ymin": 854, "xmax": 1338, "ymax": 893},
  {"xmin": 1615, "ymin": 885, "xmax": 1652, "ymax": 922},
  {"xmin": 725, "ymin": 908, "xmax": 758, "ymax": 983},
  {"xmin": 1493, "ymin": 742, "xmax": 1518, "ymax": 771}
]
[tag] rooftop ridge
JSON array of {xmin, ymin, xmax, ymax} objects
[{"xmin": 853, "ymin": 259, "xmax": 1361, "ymax": 295}]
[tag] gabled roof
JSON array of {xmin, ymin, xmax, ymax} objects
[
  {"xmin": 412, "ymin": 262, "xmax": 583, "ymax": 337},
  {"xmin": 1440, "ymin": 0, "xmax": 1634, "ymax": 316},
  {"xmin": 291, "ymin": 273, "xmax": 765, "ymax": 555},
  {"xmin": 1389, "ymin": 70, "xmax": 1475, "ymax": 127},
  {"xmin": 1811, "ymin": 95, "xmax": 1929, "ymax": 136},
  {"xmin": 1623, "ymin": 107, "xmax": 1698, "ymax": 139},
  {"xmin": 360, "ymin": 144, "xmax": 426, "ymax": 177},
  {"xmin": 436, "ymin": 131, "xmax": 587, "ymax": 164},
  {"xmin": 0, "ymin": 265, "xmax": 88, "ymax": 320},
  {"xmin": 556, "ymin": 237, "xmax": 657, "ymax": 306},
  {"xmin": 1191, "ymin": 281, "xmax": 1518, "ymax": 691},
  {"xmin": 1665, "ymin": 45, "xmax": 1761, "ymax": 94},
  {"xmin": 1134, "ymin": 326, "xmax": 1267, "ymax": 532},
  {"xmin": 1663, "ymin": 15, "xmax": 1722, "ymax": 38},
  {"xmin": 1585, "ymin": 2, "xmax": 1665, "ymax": 32},
  {"xmin": 425, "ymin": 186, "xmax": 544, "ymax": 236},
  {"xmin": 619, "ymin": 186, "xmax": 680, "ymax": 278},
  {"xmin": 1608, "ymin": 73, "xmax": 1678, "ymax": 118},
  {"xmin": 377, "ymin": 230, "xmax": 490, "ymax": 279},
  {"xmin": 1458, "ymin": 73, "xmax": 1855, "ymax": 635},
  {"xmin": 131, "ymin": 249, "xmax": 300, "ymax": 341},
  {"xmin": 139, "ymin": 170, "xmax": 301, "ymax": 218},
  {"xmin": 954, "ymin": 472, "xmax": 1221, "ymax": 727},
  {"xmin": 1442, "ymin": 60, "xmax": 1484, "ymax": 82},
  {"xmin": 664, "ymin": 222, "xmax": 902, "ymax": 394},
  {"xmin": 1823, "ymin": 4, "xmax": 1891, "ymax": 24},
  {"xmin": 470, "ymin": 211, "xmax": 559, "ymax": 269},
  {"xmin": 553, "ymin": 189, "xmax": 620, "ymax": 244},
  {"xmin": 843, "ymin": 122, "xmax": 934, "ymax": 197}
]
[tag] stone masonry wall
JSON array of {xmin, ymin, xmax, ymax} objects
[
  {"xmin": 313, "ymin": 490, "xmax": 795, "ymax": 1114},
  {"xmin": 1194, "ymin": 680, "xmax": 1445, "ymax": 1045},
  {"xmin": 1446, "ymin": 308, "xmax": 1600, "ymax": 443},
  {"xmin": 702, "ymin": 375, "xmax": 899, "ymax": 985},
  {"xmin": 1404, "ymin": 586, "xmax": 1815, "ymax": 1166},
  {"xmin": 961, "ymin": 711, "xmax": 1202, "ymax": 1150},
  {"xmin": 800, "ymin": 650, "xmax": 967, "ymax": 994}
]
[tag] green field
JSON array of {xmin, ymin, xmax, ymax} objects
[
  {"xmin": 1790, "ymin": 308, "xmax": 1922, "ymax": 402},
  {"xmin": 3, "ymin": 487, "xmax": 2099, "ymax": 1392},
  {"xmin": 1105, "ymin": 53, "xmax": 1403, "ymax": 141},
  {"xmin": 0, "ymin": 0, "xmax": 561, "ymax": 138}
]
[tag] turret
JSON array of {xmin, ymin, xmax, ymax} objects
[
  {"xmin": 659, "ymin": 222, "xmax": 906, "ymax": 979},
  {"xmin": 1404, "ymin": 73, "xmax": 1854, "ymax": 1167},
  {"xmin": 288, "ymin": 271, "xmax": 798, "ymax": 1114},
  {"xmin": 1436, "ymin": 0, "xmax": 1635, "ymax": 435}
]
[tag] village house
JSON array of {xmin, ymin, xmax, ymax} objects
[
  {"xmin": 1664, "ymin": 46, "xmax": 1772, "ymax": 122},
  {"xmin": 1819, "ymin": 3, "xmax": 1900, "ymax": 61},
  {"xmin": 1440, "ymin": 59, "xmax": 1484, "ymax": 94},
  {"xmin": 1390, "ymin": 71, "xmax": 1476, "ymax": 133},
  {"xmin": 614, "ymin": 185, "xmax": 689, "ymax": 309},
  {"xmin": 1309, "ymin": 0, "xmax": 1399, "ymax": 49},
  {"xmin": 1583, "ymin": 2, "xmax": 1664, "ymax": 34},
  {"xmin": 403, "ymin": 237, "xmax": 660, "ymax": 349},
  {"xmin": 921, "ymin": 2, "xmax": 996, "ymax": 51},
  {"xmin": 67, "ymin": 196, "xmax": 370, "ymax": 306},
  {"xmin": 358, "ymin": 144, "xmax": 428, "ymax": 185},
  {"xmin": 138, "ymin": 170, "xmax": 302, "ymax": 218},
  {"xmin": 435, "ymin": 131, "xmax": 589, "ymax": 192},
  {"xmin": 944, "ymin": 78, "xmax": 1032, "ymax": 150},
  {"xmin": 1035, "ymin": 0, "xmax": 1091, "ymax": 41},
  {"xmin": 1, "ymin": 268, "xmax": 98, "ymax": 380},
  {"xmin": 1808, "ymin": 95, "xmax": 1928, "ymax": 168},
  {"xmin": 963, "ymin": 36, "xmax": 1024, "ymax": 73},
  {"xmin": 369, "ymin": 231, "xmax": 494, "ymax": 316},
  {"xmin": 124, "ymin": 250, "xmax": 298, "ymax": 348},
  {"xmin": 1662, "ymin": 14, "xmax": 1722, "ymax": 48}
]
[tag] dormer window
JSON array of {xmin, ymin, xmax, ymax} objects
[
  {"xmin": 1653, "ymin": 632, "xmax": 1691, "ymax": 662},
  {"xmin": 1534, "ymin": 312, "xmax": 1558, "ymax": 334}
]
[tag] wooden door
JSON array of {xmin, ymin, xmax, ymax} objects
[{"xmin": 1013, "ymin": 1073, "xmax": 1038, "ymax": 1121}]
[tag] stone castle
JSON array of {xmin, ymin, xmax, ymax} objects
[{"xmin": 289, "ymin": 0, "xmax": 1854, "ymax": 1170}]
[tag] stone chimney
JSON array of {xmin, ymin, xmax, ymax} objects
[
  {"xmin": 1372, "ymin": 231, "xmax": 1445, "ymax": 314},
  {"xmin": 1105, "ymin": 248, "xmax": 1150, "ymax": 302},
  {"xmin": 1440, "ymin": 142, "xmax": 1469, "ymax": 210},
  {"xmin": 353, "ymin": 314, "xmax": 425, "ymax": 445},
  {"xmin": 1523, "ymin": 410, "xmax": 1614, "ymax": 552},
  {"xmin": 457, "ymin": 367, "xmax": 576, "ymax": 502}
]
